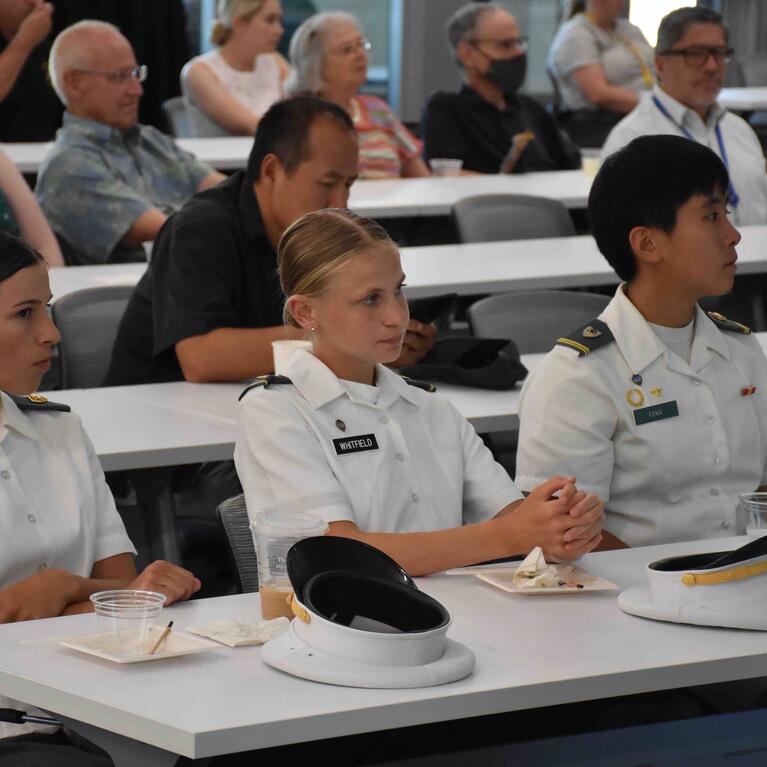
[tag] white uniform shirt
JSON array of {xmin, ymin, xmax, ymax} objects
[
  {"xmin": 0, "ymin": 392, "xmax": 135, "ymax": 737},
  {"xmin": 516, "ymin": 286, "xmax": 767, "ymax": 547},
  {"xmin": 234, "ymin": 349, "xmax": 522, "ymax": 533},
  {"xmin": 601, "ymin": 86, "xmax": 767, "ymax": 226}
]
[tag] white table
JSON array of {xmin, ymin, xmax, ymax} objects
[
  {"xmin": 1, "ymin": 536, "xmax": 766, "ymax": 765},
  {"xmin": 719, "ymin": 87, "xmax": 767, "ymax": 112},
  {"xmin": 46, "ymin": 225, "xmax": 767, "ymax": 304}
]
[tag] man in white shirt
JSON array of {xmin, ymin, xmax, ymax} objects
[{"xmin": 601, "ymin": 7, "xmax": 767, "ymax": 226}]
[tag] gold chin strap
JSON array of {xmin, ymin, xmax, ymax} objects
[
  {"xmin": 289, "ymin": 592, "xmax": 311, "ymax": 623},
  {"xmin": 681, "ymin": 560, "xmax": 767, "ymax": 586}
]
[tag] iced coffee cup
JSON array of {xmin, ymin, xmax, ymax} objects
[{"xmin": 251, "ymin": 510, "xmax": 328, "ymax": 619}]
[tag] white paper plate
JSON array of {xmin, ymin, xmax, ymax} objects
[
  {"xmin": 476, "ymin": 564, "xmax": 618, "ymax": 595},
  {"xmin": 59, "ymin": 629, "xmax": 217, "ymax": 664}
]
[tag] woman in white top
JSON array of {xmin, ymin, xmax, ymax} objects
[
  {"xmin": 235, "ymin": 210, "xmax": 604, "ymax": 576},
  {"xmin": 182, "ymin": 0, "xmax": 289, "ymax": 137}
]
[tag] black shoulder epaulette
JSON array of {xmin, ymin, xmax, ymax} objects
[
  {"xmin": 401, "ymin": 376, "xmax": 436, "ymax": 393},
  {"xmin": 707, "ymin": 311, "xmax": 751, "ymax": 335},
  {"xmin": 239, "ymin": 375, "xmax": 293, "ymax": 401},
  {"xmin": 6, "ymin": 393, "xmax": 71, "ymax": 413},
  {"xmin": 555, "ymin": 318, "xmax": 615, "ymax": 357}
]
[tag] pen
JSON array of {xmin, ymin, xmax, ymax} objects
[{"xmin": 148, "ymin": 620, "xmax": 173, "ymax": 655}]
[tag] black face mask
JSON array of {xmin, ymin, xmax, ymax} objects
[{"xmin": 485, "ymin": 53, "xmax": 527, "ymax": 95}]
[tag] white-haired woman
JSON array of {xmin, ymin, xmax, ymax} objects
[
  {"xmin": 286, "ymin": 12, "xmax": 430, "ymax": 179},
  {"xmin": 182, "ymin": 0, "xmax": 289, "ymax": 137}
]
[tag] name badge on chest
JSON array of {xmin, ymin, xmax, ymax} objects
[
  {"xmin": 633, "ymin": 401, "xmax": 679, "ymax": 427},
  {"xmin": 333, "ymin": 434, "xmax": 379, "ymax": 456}
]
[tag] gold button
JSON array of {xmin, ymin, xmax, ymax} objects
[{"xmin": 682, "ymin": 574, "xmax": 696, "ymax": 586}]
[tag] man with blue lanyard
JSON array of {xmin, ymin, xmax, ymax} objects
[{"xmin": 601, "ymin": 7, "xmax": 767, "ymax": 226}]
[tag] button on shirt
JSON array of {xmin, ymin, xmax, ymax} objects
[
  {"xmin": 36, "ymin": 112, "xmax": 214, "ymax": 264},
  {"xmin": 515, "ymin": 286, "xmax": 767, "ymax": 547},
  {"xmin": 234, "ymin": 350, "xmax": 522, "ymax": 533},
  {"xmin": 0, "ymin": 392, "xmax": 135, "ymax": 738},
  {"xmin": 601, "ymin": 86, "xmax": 767, "ymax": 226}
]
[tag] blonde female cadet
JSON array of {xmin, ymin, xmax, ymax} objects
[{"xmin": 234, "ymin": 210, "xmax": 604, "ymax": 575}]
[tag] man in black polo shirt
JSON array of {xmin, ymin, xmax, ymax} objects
[
  {"xmin": 423, "ymin": 2, "xmax": 579, "ymax": 175},
  {"xmin": 105, "ymin": 96, "xmax": 436, "ymax": 386}
]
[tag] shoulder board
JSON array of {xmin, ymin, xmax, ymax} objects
[
  {"xmin": 7, "ymin": 393, "xmax": 71, "ymax": 413},
  {"xmin": 239, "ymin": 375, "xmax": 293, "ymax": 401},
  {"xmin": 555, "ymin": 318, "xmax": 614, "ymax": 357},
  {"xmin": 400, "ymin": 376, "xmax": 437, "ymax": 393},
  {"xmin": 707, "ymin": 311, "xmax": 751, "ymax": 335}
]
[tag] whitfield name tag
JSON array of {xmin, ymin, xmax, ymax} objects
[
  {"xmin": 333, "ymin": 434, "xmax": 379, "ymax": 456},
  {"xmin": 633, "ymin": 401, "xmax": 679, "ymax": 427}
]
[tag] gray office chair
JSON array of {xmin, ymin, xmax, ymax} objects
[
  {"xmin": 467, "ymin": 289, "xmax": 611, "ymax": 355},
  {"xmin": 52, "ymin": 285, "xmax": 134, "ymax": 388},
  {"xmin": 453, "ymin": 194, "xmax": 576, "ymax": 244},
  {"xmin": 162, "ymin": 96, "xmax": 193, "ymax": 138},
  {"xmin": 216, "ymin": 493, "xmax": 259, "ymax": 594}
]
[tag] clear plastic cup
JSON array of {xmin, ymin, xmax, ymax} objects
[
  {"xmin": 251, "ymin": 510, "xmax": 328, "ymax": 619},
  {"xmin": 741, "ymin": 493, "xmax": 767, "ymax": 540},
  {"xmin": 90, "ymin": 590, "xmax": 166, "ymax": 658},
  {"xmin": 271, "ymin": 340, "xmax": 312, "ymax": 375},
  {"xmin": 429, "ymin": 158, "xmax": 463, "ymax": 176},
  {"xmin": 581, "ymin": 149, "xmax": 601, "ymax": 178}
]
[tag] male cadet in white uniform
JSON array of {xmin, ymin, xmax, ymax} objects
[
  {"xmin": 516, "ymin": 135, "xmax": 767, "ymax": 549},
  {"xmin": 601, "ymin": 6, "xmax": 767, "ymax": 226}
]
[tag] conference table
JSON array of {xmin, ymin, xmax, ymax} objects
[
  {"xmin": 719, "ymin": 86, "xmax": 767, "ymax": 112},
  {"xmin": 2, "ymin": 136, "xmax": 593, "ymax": 214},
  {"xmin": 2, "ymin": 536, "xmax": 767, "ymax": 766},
  {"xmin": 47, "ymin": 225, "xmax": 767, "ymax": 304}
]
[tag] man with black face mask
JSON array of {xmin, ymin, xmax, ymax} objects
[{"xmin": 423, "ymin": 2, "xmax": 580, "ymax": 175}]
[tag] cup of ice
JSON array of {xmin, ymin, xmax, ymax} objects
[
  {"xmin": 90, "ymin": 590, "xmax": 166, "ymax": 658},
  {"xmin": 429, "ymin": 158, "xmax": 463, "ymax": 176}
]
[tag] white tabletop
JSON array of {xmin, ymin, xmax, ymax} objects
[
  {"xmin": 719, "ymin": 87, "xmax": 767, "ymax": 112},
  {"xmin": 0, "ymin": 536, "xmax": 764, "ymax": 760},
  {"xmin": 47, "ymin": 225, "xmax": 767, "ymax": 303}
]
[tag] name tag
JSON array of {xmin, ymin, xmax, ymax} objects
[
  {"xmin": 333, "ymin": 434, "xmax": 379, "ymax": 456},
  {"xmin": 633, "ymin": 401, "xmax": 679, "ymax": 426}
]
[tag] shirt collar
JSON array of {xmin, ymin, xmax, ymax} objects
[
  {"xmin": 284, "ymin": 349, "xmax": 422, "ymax": 410},
  {"xmin": 602, "ymin": 285, "xmax": 731, "ymax": 374},
  {"xmin": 0, "ymin": 392, "xmax": 41, "ymax": 442},
  {"xmin": 62, "ymin": 111, "xmax": 141, "ymax": 144},
  {"xmin": 236, "ymin": 171, "xmax": 268, "ymax": 244},
  {"xmin": 652, "ymin": 84, "xmax": 726, "ymax": 130}
]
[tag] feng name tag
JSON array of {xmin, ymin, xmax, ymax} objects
[
  {"xmin": 333, "ymin": 434, "xmax": 379, "ymax": 456},
  {"xmin": 633, "ymin": 401, "xmax": 679, "ymax": 426}
]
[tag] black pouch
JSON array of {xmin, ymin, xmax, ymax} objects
[{"xmin": 399, "ymin": 337, "xmax": 528, "ymax": 390}]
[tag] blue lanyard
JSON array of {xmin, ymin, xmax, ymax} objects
[{"xmin": 651, "ymin": 95, "xmax": 740, "ymax": 208}]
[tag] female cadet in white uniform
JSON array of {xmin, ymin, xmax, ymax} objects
[
  {"xmin": 235, "ymin": 209, "xmax": 605, "ymax": 576},
  {"xmin": 0, "ymin": 232, "xmax": 200, "ymax": 762},
  {"xmin": 516, "ymin": 135, "xmax": 767, "ymax": 549}
]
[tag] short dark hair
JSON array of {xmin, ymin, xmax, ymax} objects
[
  {"xmin": 247, "ymin": 96, "xmax": 355, "ymax": 180},
  {"xmin": 589, "ymin": 136, "xmax": 730, "ymax": 282},
  {"xmin": 657, "ymin": 7, "xmax": 727, "ymax": 52},
  {"xmin": 0, "ymin": 231, "xmax": 44, "ymax": 283}
]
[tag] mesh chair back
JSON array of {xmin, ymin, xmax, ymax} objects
[
  {"xmin": 162, "ymin": 96, "xmax": 193, "ymax": 138},
  {"xmin": 453, "ymin": 194, "xmax": 576, "ymax": 243},
  {"xmin": 216, "ymin": 494, "xmax": 259, "ymax": 593},
  {"xmin": 52, "ymin": 285, "xmax": 134, "ymax": 389},
  {"xmin": 468, "ymin": 290, "xmax": 611, "ymax": 355}
]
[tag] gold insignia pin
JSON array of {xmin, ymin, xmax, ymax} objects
[
  {"xmin": 626, "ymin": 388, "xmax": 645, "ymax": 408},
  {"xmin": 26, "ymin": 393, "xmax": 48, "ymax": 404},
  {"xmin": 651, "ymin": 387, "xmax": 663, "ymax": 398},
  {"xmin": 582, "ymin": 326, "xmax": 602, "ymax": 339}
]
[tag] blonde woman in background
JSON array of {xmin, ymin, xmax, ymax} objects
[
  {"xmin": 286, "ymin": 12, "xmax": 430, "ymax": 179},
  {"xmin": 182, "ymin": 0, "xmax": 289, "ymax": 136}
]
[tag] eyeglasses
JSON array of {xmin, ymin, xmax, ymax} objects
[
  {"xmin": 73, "ymin": 65, "xmax": 148, "ymax": 84},
  {"xmin": 469, "ymin": 37, "xmax": 528, "ymax": 54},
  {"xmin": 330, "ymin": 38, "xmax": 372, "ymax": 57},
  {"xmin": 660, "ymin": 47, "xmax": 733, "ymax": 68}
]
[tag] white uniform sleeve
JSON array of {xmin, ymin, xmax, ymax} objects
[
  {"xmin": 80, "ymin": 422, "xmax": 137, "ymax": 562},
  {"xmin": 235, "ymin": 390, "xmax": 354, "ymax": 526},
  {"xmin": 515, "ymin": 349, "xmax": 617, "ymax": 501},
  {"xmin": 452, "ymin": 403, "xmax": 523, "ymax": 525}
]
